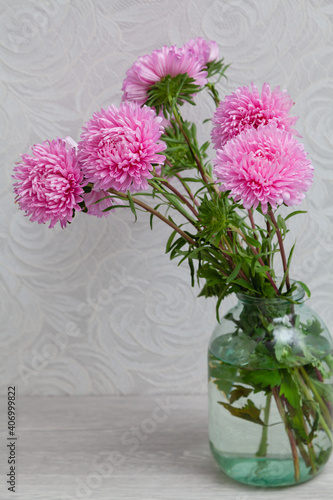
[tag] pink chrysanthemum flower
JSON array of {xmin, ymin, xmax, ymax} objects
[
  {"xmin": 213, "ymin": 125, "xmax": 313, "ymax": 214},
  {"xmin": 78, "ymin": 102, "xmax": 166, "ymax": 192},
  {"xmin": 211, "ymin": 83, "xmax": 300, "ymax": 150},
  {"xmin": 122, "ymin": 45, "xmax": 208, "ymax": 105},
  {"xmin": 182, "ymin": 37, "xmax": 219, "ymax": 67},
  {"xmin": 83, "ymin": 189, "xmax": 123, "ymax": 218},
  {"xmin": 13, "ymin": 139, "xmax": 84, "ymax": 228}
]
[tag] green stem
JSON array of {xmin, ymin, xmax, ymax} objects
[
  {"xmin": 172, "ymin": 107, "xmax": 207, "ymax": 181},
  {"xmin": 154, "ymin": 177, "xmax": 199, "ymax": 217},
  {"xmin": 148, "ymin": 180, "xmax": 198, "ymax": 226},
  {"xmin": 172, "ymin": 106, "xmax": 222, "ymax": 196},
  {"xmin": 205, "ymin": 82, "xmax": 220, "ymax": 107},
  {"xmin": 303, "ymin": 416, "xmax": 318, "ymax": 474},
  {"xmin": 108, "ymin": 189, "xmax": 197, "ymax": 247},
  {"xmin": 229, "ymin": 225, "xmax": 280, "ymax": 295},
  {"xmin": 174, "ymin": 172, "xmax": 200, "ymax": 207},
  {"xmin": 256, "ymin": 392, "xmax": 272, "ymax": 457},
  {"xmin": 272, "ymin": 387, "xmax": 300, "ymax": 482},
  {"xmin": 282, "ymin": 389, "xmax": 317, "ymax": 474},
  {"xmin": 266, "ymin": 220, "xmax": 271, "ymax": 268},
  {"xmin": 268, "ymin": 210, "xmax": 290, "ymax": 292},
  {"xmin": 299, "ymin": 366, "xmax": 332, "ymax": 435},
  {"xmin": 248, "ymin": 209, "xmax": 258, "ymax": 241}
]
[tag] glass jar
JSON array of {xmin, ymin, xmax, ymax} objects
[{"xmin": 208, "ymin": 287, "xmax": 333, "ymax": 487}]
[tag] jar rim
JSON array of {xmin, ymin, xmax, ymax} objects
[{"xmin": 236, "ymin": 280, "xmax": 305, "ymax": 304}]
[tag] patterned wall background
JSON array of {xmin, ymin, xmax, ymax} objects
[{"xmin": 1, "ymin": 0, "xmax": 332, "ymax": 395}]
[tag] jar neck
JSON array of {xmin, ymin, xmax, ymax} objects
[{"xmin": 236, "ymin": 289, "xmax": 305, "ymax": 308}]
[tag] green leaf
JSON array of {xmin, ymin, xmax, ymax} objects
[
  {"xmin": 232, "ymin": 279, "xmax": 258, "ymax": 293},
  {"xmin": 284, "ymin": 210, "xmax": 307, "ymax": 221},
  {"xmin": 226, "ymin": 261, "xmax": 242, "ymax": 283},
  {"xmin": 229, "ymin": 385, "xmax": 253, "ymax": 404},
  {"xmin": 296, "ymin": 280, "xmax": 311, "ymax": 298},
  {"xmin": 315, "ymin": 447, "xmax": 332, "ymax": 466},
  {"xmin": 274, "ymin": 341, "xmax": 293, "ymax": 364},
  {"xmin": 250, "ymin": 250, "xmax": 276, "ymax": 277},
  {"xmin": 279, "ymin": 370, "xmax": 301, "ymax": 409},
  {"xmin": 102, "ymin": 204, "xmax": 128, "ymax": 212},
  {"xmin": 209, "ymin": 358, "xmax": 238, "ymax": 398},
  {"xmin": 279, "ymin": 242, "xmax": 296, "ymax": 292},
  {"xmin": 162, "ymin": 192, "xmax": 196, "ymax": 222},
  {"xmin": 246, "ymin": 235, "xmax": 261, "ymax": 249},
  {"xmin": 165, "ymin": 230, "xmax": 178, "ymax": 253},
  {"xmin": 188, "ymin": 258, "xmax": 195, "ymax": 287},
  {"xmin": 277, "ymin": 214, "xmax": 288, "ymax": 237},
  {"xmin": 288, "ymin": 406, "xmax": 310, "ymax": 442},
  {"xmin": 126, "ymin": 191, "xmax": 137, "ymax": 222},
  {"xmin": 310, "ymin": 378, "xmax": 333, "ymax": 405},
  {"xmin": 215, "ymin": 285, "xmax": 229, "ymax": 322},
  {"xmin": 302, "ymin": 317, "xmax": 323, "ymax": 336},
  {"xmin": 308, "ymin": 403, "xmax": 320, "ymax": 442},
  {"xmin": 219, "ymin": 399, "xmax": 264, "ymax": 426},
  {"xmin": 243, "ymin": 369, "xmax": 282, "ymax": 391}
]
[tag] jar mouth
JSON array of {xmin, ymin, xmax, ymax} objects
[{"xmin": 236, "ymin": 280, "xmax": 305, "ymax": 305}]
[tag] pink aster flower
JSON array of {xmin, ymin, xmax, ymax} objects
[
  {"xmin": 78, "ymin": 101, "xmax": 166, "ymax": 192},
  {"xmin": 213, "ymin": 125, "xmax": 313, "ymax": 214},
  {"xmin": 211, "ymin": 82, "xmax": 300, "ymax": 150},
  {"xmin": 122, "ymin": 44, "xmax": 208, "ymax": 105},
  {"xmin": 182, "ymin": 37, "xmax": 219, "ymax": 67},
  {"xmin": 13, "ymin": 138, "xmax": 84, "ymax": 228},
  {"xmin": 83, "ymin": 189, "xmax": 123, "ymax": 217}
]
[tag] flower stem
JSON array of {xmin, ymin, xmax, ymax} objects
[
  {"xmin": 294, "ymin": 368, "xmax": 332, "ymax": 442},
  {"xmin": 268, "ymin": 210, "xmax": 290, "ymax": 292},
  {"xmin": 299, "ymin": 366, "xmax": 332, "ymax": 434},
  {"xmin": 172, "ymin": 107, "xmax": 209, "ymax": 185},
  {"xmin": 230, "ymin": 225, "xmax": 280, "ymax": 294},
  {"xmin": 174, "ymin": 172, "xmax": 200, "ymax": 207},
  {"xmin": 153, "ymin": 176, "xmax": 199, "ymax": 217},
  {"xmin": 281, "ymin": 387, "xmax": 318, "ymax": 474},
  {"xmin": 266, "ymin": 220, "xmax": 271, "ymax": 268},
  {"xmin": 271, "ymin": 387, "xmax": 300, "ymax": 482},
  {"xmin": 108, "ymin": 189, "xmax": 196, "ymax": 247},
  {"xmin": 256, "ymin": 392, "xmax": 272, "ymax": 457},
  {"xmin": 248, "ymin": 209, "xmax": 258, "ymax": 241},
  {"xmin": 303, "ymin": 416, "xmax": 318, "ymax": 474},
  {"xmin": 172, "ymin": 106, "xmax": 221, "ymax": 196}
]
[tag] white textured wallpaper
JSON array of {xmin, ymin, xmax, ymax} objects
[{"xmin": 1, "ymin": 0, "xmax": 333, "ymax": 395}]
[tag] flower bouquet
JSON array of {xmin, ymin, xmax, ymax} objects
[{"xmin": 13, "ymin": 38, "xmax": 332, "ymax": 487}]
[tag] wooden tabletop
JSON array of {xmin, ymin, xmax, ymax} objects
[{"xmin": 1, "ymin": 395, "xmax": 332, "ymax": 499}]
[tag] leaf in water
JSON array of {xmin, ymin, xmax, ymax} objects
[
  {"xmin": 315, "ymin": 446, "xmax": 332, "ymax": 467},
  {"xmin": 279, "ymin": 370, "xmax": 301, "ymax": 409},
  {"xmin": 229, "ymin": 384, "xmax": 253, "ymax": 404},
  {"xmin": 310, "ymin": 378, "xmax": 333, "ymax": 405},
  {"xmin": 242, "ymin": 369, "xmax": 282, "ymax": 391},
  {"xmin": 219, "ymin": 399, "xmax": 264, "ymax": 426},
  {"xmin": 287, "ymin": 406, "xmax": 309, "ymax": 442},
  {"xmin": 302, "ymin": 317, "xmax": 323, "ymax": 337},
  {"xmin": 209, "ymin": 359, "xmax": 238, "ymax": 398}
]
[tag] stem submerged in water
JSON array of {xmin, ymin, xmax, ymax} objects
[
  {"xmin": 256, "ymin": 392, "xmax": 272, "ymax": 457},
  {"xmin": 271, "ymin": 387, "xmax": 300, "ymax": 482}
]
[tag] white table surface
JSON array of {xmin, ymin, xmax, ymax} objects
[{"xmin": 0, "ymin": 395, "xmax": 332, "ymax": 500}]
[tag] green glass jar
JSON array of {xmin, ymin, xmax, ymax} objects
[{"xmin": 208, "ymin": 287, "xmax": 333, "ymax": 487}]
